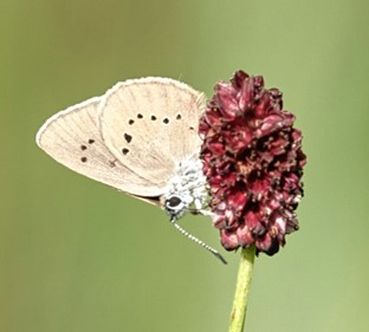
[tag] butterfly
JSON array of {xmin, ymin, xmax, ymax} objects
[{"xmin": 36, "ymin": 77, "xmax": 227, "ymax": 264}]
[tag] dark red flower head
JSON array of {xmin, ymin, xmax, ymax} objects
[{"xmin": 199, "ymin": 70, "xmax": 306, "ymax": 255}]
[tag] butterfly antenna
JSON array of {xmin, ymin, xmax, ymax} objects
[{"xmin": 170, "ymin": 218, "xmax": 227, "ymax": 264}]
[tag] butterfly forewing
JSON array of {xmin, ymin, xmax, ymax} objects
[
  {"xmin": 99, "ymin": 77, "xmax": 205, "ymax": 184},
  {"xmin": 36, "ymin": 96, "xmax": 165, "ymax": 198}
]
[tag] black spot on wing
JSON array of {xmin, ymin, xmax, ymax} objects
[{"xmin": 124, "ymin": 133, "xmax": 132, "ymax": 143}]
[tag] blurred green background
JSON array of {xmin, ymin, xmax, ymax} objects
[{"xmin": 1, "ymin": 1, "xmax": 368, "ymax": 331}]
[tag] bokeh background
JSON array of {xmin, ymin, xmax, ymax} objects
[{"xmin": 1, "ymin": 1, "xmax": 368, "ymax": 331}]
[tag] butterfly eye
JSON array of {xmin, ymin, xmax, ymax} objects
[{"xmin": 166, "ymin": 196, "xmax": 182, "ymax": 208}]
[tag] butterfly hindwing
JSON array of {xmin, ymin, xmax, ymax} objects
[{"xmin": 36, "ymin": 96, "xmax": 165, "ymax": 199}]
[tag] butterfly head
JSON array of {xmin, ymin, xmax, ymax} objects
[{"xmin": 164, "ymin": 195, "xmax": 187, "ymax": 220}]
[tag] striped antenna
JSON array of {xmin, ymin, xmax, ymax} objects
[{"xmin": 170, "ymin": 218, "xmax": 227, "ymax": 264}]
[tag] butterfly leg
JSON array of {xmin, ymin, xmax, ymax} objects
[
  {"xmin": 198, "ymin": 209, "xmax": 216, "ymax": 218},
  {"xmin": 192, "ymin": 197, "xmax": 215, "ymax": 217}
]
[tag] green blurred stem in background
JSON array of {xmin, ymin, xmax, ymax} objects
[{"xmin": 229, "ymin": 246, "xmax": 256, "ymax": 332}]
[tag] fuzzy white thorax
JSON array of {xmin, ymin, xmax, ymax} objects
[{"xmin": 161, "ymin": 154, "xmax": 209, "ymax": 219}]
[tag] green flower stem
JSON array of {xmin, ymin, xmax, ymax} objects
[{"xmin": 229, "ymin": 246, "xmax": 256, "ymax": 332}]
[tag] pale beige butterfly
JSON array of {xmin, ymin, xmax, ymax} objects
[{"xmin": 36, "ymin": 77, "xmax": 226, "ymax": 264}]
